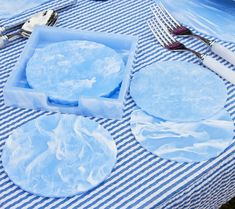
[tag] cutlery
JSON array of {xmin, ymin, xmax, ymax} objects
[
  {"xmin": 147, "ymin": 18, "xmax": 235, "ymax": 85},
  {"xmin": 0, "ymin": 0, "xmax": 76, "ymax": 36},
  {"xmin": 0, "ymin": 10, "xmax": 58, "ymax": 48},
  {"xmin": 151, "ymin": 3, "xmax": 235, "ymax": 66}
]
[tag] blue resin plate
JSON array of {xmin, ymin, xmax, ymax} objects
[
  {"xmin": 131, "ymin": 109, "xmax": 234, "ymax": 162},
  {"xmin": 2, "ymin": 114, "xmax": 117, "ymax": 197},
  {"xmin": 0, "ymin": 0, "xmax": 49, "ymax": 19},
  {"xmin": 130, "ymin": 62, "xmax": 227, "ymax": 122},
  {"xmin": 26, "ymin": 40, "xmax": 125, "ymax": 106},
  {"xmin": 160, "ymin": 0, "xmax": 235, "ymax": 42}
]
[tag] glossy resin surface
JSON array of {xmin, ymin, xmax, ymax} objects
[
  {"xmin": 131, "ymin": 109, "xmax": 234, "ymax": 162},
  {"xmin": 2, "ymin": 114, "xmax": 117, "ymax": 197},
  {"xmin": 130, "ymin": 62, "xmax": 227, "ymax": 122},
  {"xmin": 130, "ymin": 61, "xmax": 233, "ymax": 162},
  {"xmin": 3, "ymin": 27, "xmax": 138, "ymax": 119},
  {"xmin": 26, "ymin": 40, "xmax": 125, "ymax": 105}
]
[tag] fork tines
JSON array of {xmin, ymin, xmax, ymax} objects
[
  {"xmin": 147, "ymin": 18, "xmax": 176, "ymax": 48},
  {"xmin": 150, "ymin": 4, "xmax": 181, "ymax": 32}
]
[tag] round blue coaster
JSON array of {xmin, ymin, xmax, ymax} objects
[
  {"xmin": 131, "ymin": 109, "xmax": 234, "ymax": 162},
  {"xmin": 26, "ymin": 40, "xmax": 125, "ymax": 105},
  {"xmin": 130, "ymin": 61, "xmax": 227, "ymax": 122},
  {"xmin": 2, "ymin": 114, "xmax": 117, "ymax": 197}
]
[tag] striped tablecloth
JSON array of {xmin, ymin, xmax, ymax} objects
[{"xmin": 0, "ymin": 0, "xmax": 235, "ymax": 208}]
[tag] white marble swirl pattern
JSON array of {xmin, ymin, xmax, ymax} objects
[
  {"xmin": 130, "ymin": 61, "xmax": 227, "ymax": 122},
  {"xmin": 2, "ymin": 114, "xmax": 117, "ymax": 197},
  {"xmin": 130, "ymin": 109, "xmax": 234, "ymax": 163},
  {"xmin": 0, "ymin": 0, "xmax": 50, "ymax": 19},
  {"xmin": 26, "ymin": 40, "xmax": 125, "ymax": 106}
]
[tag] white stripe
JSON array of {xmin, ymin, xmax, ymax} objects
[
  {"xmin": 0, "ymin": 172, "xmax": 7, "ymax": 179},
  {"xmin": 109, "ymin": 126, "xmax": 131, "ymax": 140},
  {"xmin": 137, "ymin": 149, "xmax": 235, "ymax": 208},
  {"xmin": 163, "ymin": 153, "xmax": 235, "ymax": 209},
  {"xmin": 0, "ymin": 111, "xmax": 44, "ymax": 136},
  {"xmin": 0, "ymin": 106, "xmax": 14, "ymax": 114},
  {"xmin": 43, "ymin": 198, "xmax": 67, "ymax": 209},
  {"xmin": 109, "ymin": 163, "xmax": 193, "ymax": 209},
  {"xmin": 0, "ymin": 109, "xmax": 25, "ymax": 122},
  {"xmin": 91, "ymin": 161, "xmax": 178, "ymax": 209},
  {"xmin": 0, "ymin": 184, "xmax": 17, "ymax": 199},
  {"xmin": 0, "ymin": 176, "xmax": 12, "ymax": 187},
  {"xmin": 0, "ymin": 0, "xmax": 234, "ymax": 208},
  {"xmin": 0, "ymin": 192, "xmax": 29, "ymax": 209},
  {"xmin": 116, "ymin": 136, "xmax": 136, "ymax": 149},
  {"xmin": 35, "ymin": 152, "xmax": 153, "ymax": 209},
  {"xmin": 15, "ymin": 197, "xmax": 45, "ymax": 209},
  {"xmin": 1, "ymin": 139, "xmax": 140, "ymax": 209},
  {"xmin": 0, "ymin": 109, "xmax": 31, "ymax": 129}
]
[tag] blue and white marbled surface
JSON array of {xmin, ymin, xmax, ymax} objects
[
  {"xmin": 26, "ymin": 40, "xmax": 125, "ymax": 106},
  {"xmin": 160, "ymin": 0, "xmax": 235, "ymax": 42},
  {"xmin": 2, "ymin": 114, "xmax": 117, "ymax": 197},
  {"xmin": 0, "ymin": 0, "xmax": 50, "ymax": 19},
  {"xmin": 130, "ymin": 61, "xmax": 227, "ymax": 122},
  {"xmin": 131, "ymin": 109, "xmax": 234, "ymax": 163}
]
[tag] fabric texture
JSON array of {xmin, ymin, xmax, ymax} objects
[{"xmin": 0, "ymin": 0, "xmax": 235, "ymax": 208}]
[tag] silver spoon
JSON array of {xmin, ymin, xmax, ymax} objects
[
  {"xmin": 0, "ymin": 9, "xmax": 58, "ymax": 48},
  {"xmin": 0, "ymin": 0, "xmax": 76, "ymax": 36}
]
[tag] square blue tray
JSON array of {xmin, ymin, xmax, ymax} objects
[{"xmin": 3, "ymin": 26, "xmax": 138, "ymax": 119}]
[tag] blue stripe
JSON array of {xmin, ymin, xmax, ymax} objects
[
  {"xmin": 0, "ymin": 111, "xmax": 44, "ymax": 134},
  {"xmin": 31, "ymin": 151, "xmax": 152, "ymax": 209},
  {"xmin": 0, "ymin": 108, "xmax": 23, "ymax": 121},
  {"xmin": 86, "ymin": 161, "xmax": 179, "ymax": 209},
  {"xmin": 116, "ymin": 134, "xmax": 135, "ymax": 147},
  {"xmin": 68, "ymin": 157, "xmax": 165, "ymax": 209},
  {"xmin": 0, "ymin": 109, "xmax": 27, "ymax": 126},
  {"xmin": 0, "ymin": 0, "xmax": 235, "ymax": 208},
  {"xmin": 0, "ymin": 181, "xmax": 16, "ymax": 195},
  {"xmin": 0, "ymin": 190, "xmax": 26, "ymax": 209},
  {"xmin": 57, "ymin": 157, "xmax": 162, "ymax": 209},
  {"xmin": 15, "ymin": 196, "xmax": 44, "ymax": 209},
  {"xmin": 166, "ymin": 156, "xmax": 235, "ymax": 209},
  {"xmin": 149, "ymin": 150, "xmax": 235, "ymax": 209}
]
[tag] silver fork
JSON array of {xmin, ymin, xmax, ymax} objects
[
  {"xmin": 148, "ymin": 18, "xmax": 235, "ymax": 85},
  {"xmin": 151, "ymin": 3, "xmax": 235, "ymax": 67}
]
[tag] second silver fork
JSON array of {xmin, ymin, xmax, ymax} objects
[
  {"xmin": 148, "ymin": 18, "xmax": 235, "ymax": 85},
  {"xmin": 151, "ymin": 3, "xmax": 235, "ymax": 67}
]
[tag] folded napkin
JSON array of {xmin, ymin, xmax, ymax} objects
[
  {"xmin": 0, "ymin": 0, "xmax": 49, "ymax": 19},
  {"xmin": 0, "ymin": 0, "xmax": 77, "ymax": 31},
  {"xmin": 159, "ymin": 0, "xmax": 235, "ymax": 42}
]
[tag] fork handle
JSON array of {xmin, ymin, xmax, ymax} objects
[
  {"xmin": 202, "ymin": 55, "xmax": 235, "ymax": 84},
  {"xmin": 211, "ymin": 42, "xmax": 235, "ymax": 66}
]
